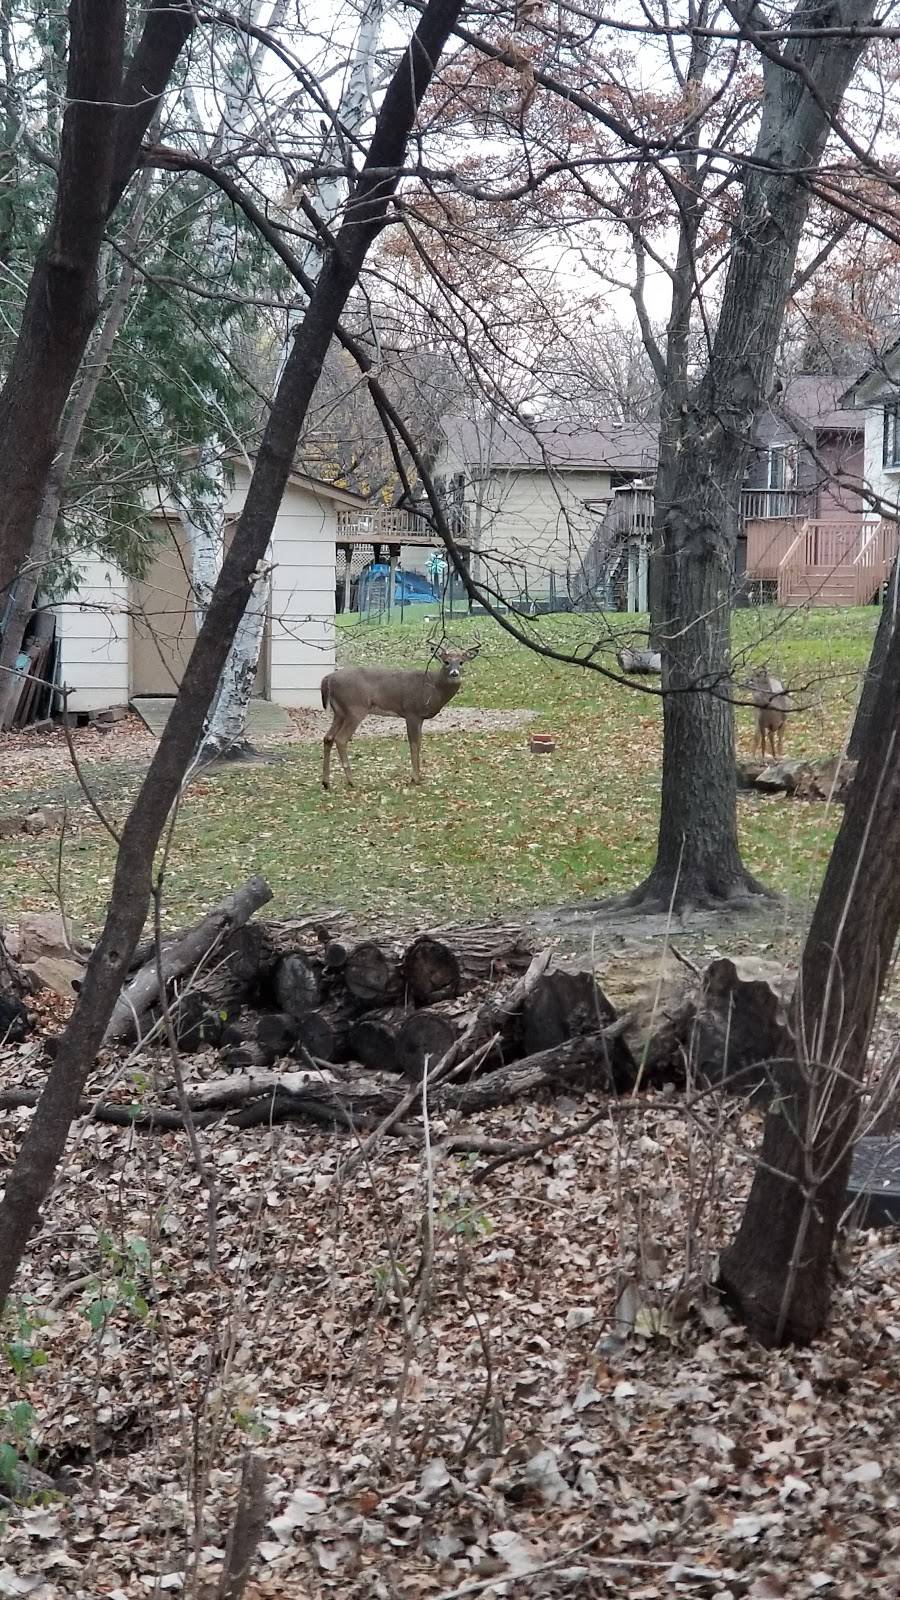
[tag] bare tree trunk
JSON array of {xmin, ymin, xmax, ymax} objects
[
  {"xmin": 0, "ymin": 179, "xmax": 153, "ymax": 728},
  {"xmin": 0, "ymin": 0, "xmax": 465, "ymax": 1311},
  {"xmin": 177, "ymin": 457, "xmax": 270, "ymax": 761},
  {"xmin": 632, "ymin": 0, "xmax": 875, "ymax": 909},
  {"xmin": 199, "ymin": 0, "xmax": 386, "ymax": 757},
  {"xmin": 719, "ymin": 598, "xmax": 900, "ymax": 1344},
  {"xmin": 201, "ymin": 566, "xmax": 269, "ymax": 759},
  {"xmin": 847, "ymin": 556, "xmax": 898, "ymax": 762},
  {"xmin": 0, "ymin": 0, "xmax": 194, "ymax": 608}
]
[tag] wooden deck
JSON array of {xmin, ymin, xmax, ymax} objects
[{"xmin": 745, "ymin": 516, "xmax": 898, "ymax": 606}]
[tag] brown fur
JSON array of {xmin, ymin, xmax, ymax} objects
[
  {"xmin": 749, "ymin": 669, "xmax": 789, "ymax": 761},
  {"xmin": 321, "ymin": 644, "xmax": 480, "ymax": 789}
]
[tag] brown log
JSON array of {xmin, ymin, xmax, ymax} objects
[
  {"xmin": 426, "ymin": 922, "xmax": 535, "ymax": 981},
  {"xmin": 402, "ymin": 936, "xmax": 461, "ymax": 1005},
  {"xmin": 395, "ymin": 1009, "xmax": 459, "ymax": 1081},
  {"xmin": 158, "ymin": 990, "xmax": 232, "ymax": 1053},
  {"xmin": 348, "ymin": 1007, "xmax": 408, "ymax": 1073},
  {"xmin": 439, "ymin": 950, "xmax": 553, "ymax": 1075},
  {"xmin": 222, "ymin": 1041, "xmax": 272, "ymax": 1074},
  {"xmin": 105, "ymin": 876, "xmax": 273, "ymax": 1044},
  {"xmin": 0, "ymin": 1025, "xmax": 636, "ymax": 1135},
  {"xmin": 343, "ymin": 942, "xmax": 401, "ymax": 1004},
  {"xmin": 256, "ymin": 1012, "xmax": 300, "ymax": 1057},
  {"xmin": 644, "ymin": 956, "xmax": 795, "ymax": 1098},
  {"xmin": 444, "ymin": 1033, "xmax": 633, "ymax": 1110},
  {"xmin": 519, "ymin": 969, "xmax": 616, "ymax": 1054},
  {"xmin": 273, "ymin": 952, "xmax": 321, "ymax": 1019}
]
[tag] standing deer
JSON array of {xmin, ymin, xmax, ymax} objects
[
  {"xmin": 748, "ymin": 667, "xmax": 789, "ymax": 760},
  {"xmin": 321, "ymin": 643, "xmax": 481, "ymax": 789}
]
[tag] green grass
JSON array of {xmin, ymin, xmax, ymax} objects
[{"xmin": 0, "ymin": 607, "xmax": 877, "ymax": 936}]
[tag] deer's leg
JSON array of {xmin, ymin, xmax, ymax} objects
[
  {"xmin": 334, "ymin": 712, "xmax": 364, "ymax": 787},
  {"xmin": 776, "ymin": 721, "xmax": 784, "ymax": 757},
  {"xmin": 322, "ymin": 712, "xmax": 342, "ymax": 790},
  {"xmin": 405, "ymin": 717, "xmax": 424, "ymax": 783}
]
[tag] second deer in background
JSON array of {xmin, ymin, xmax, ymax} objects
[
  {"xmin": 748, "ymin": 668, "xmax": 789, "ymax": 761},
  {"xmin": 321, "ymin": 642, "xmax": 481, "ymax": 789}
]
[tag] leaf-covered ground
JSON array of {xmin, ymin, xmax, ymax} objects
[
  {"xmin": 0, "ymin": 607, "xmax": 875, "ymax": 937},
  {"xmin": 1, "ymin": 606, "xmax": 896, "ymax": 1596},
  {"xmin": 2, "ymin": 1023, "xmax": 900, "ymax": 1598}
]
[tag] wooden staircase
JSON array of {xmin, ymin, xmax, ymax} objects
[
  {"xmin": 780, "ymin": 565, "xmax": 869, "ymax": 607},
  {"xmin": 775, "ymin": 519, "xmax": 898, "ymax": 608}
]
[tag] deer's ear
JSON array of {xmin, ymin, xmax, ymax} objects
[{"xmin": 463, "ymin": 646, "xmax": 481, "ymax": 660}]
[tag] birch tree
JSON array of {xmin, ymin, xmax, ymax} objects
[{"xmin": 177, "ymin": 0, "xmax": 388, "ymax": 763}]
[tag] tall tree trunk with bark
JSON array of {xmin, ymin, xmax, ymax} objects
[
  {"xmin": 719, "ymin": 592, "xmax": 900, "ymax": 1344},
  {"xmin": 631, "ymin": 0, "xmax": 876, "ymax": 910},
  {"xmin": 847, "ymin": 556, "xmax": 898, "ymax": 761},
  {"xmin": 0, "ymin": 0, "xmax": 194, "ymax": 608},
  {"xmin": 0, "ymin": 0, "xmax": 464, "ymax": 1311},
  {"xmin": 0, "ymin": 179, "xmax": 154, "ymax": 727}
]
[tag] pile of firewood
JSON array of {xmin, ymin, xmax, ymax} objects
[{"xmin": 101, "ymin": 879, "xmax": 635, "ymax": 1098}]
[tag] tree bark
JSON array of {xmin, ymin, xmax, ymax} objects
[
  {"xmin": 719, "ymin": 593, "xmax": 900, "ymax": 1344},
  {"xmin": 344, "ymin": 942, "xmax": 402, "ymax": 1004},
  {"xmin": 272, "ymin": 952, "xmax": 322, "ymax": 1020},
  {"xmin": 847, "ymin": 557, "xmax": 898, "ymax": 761},
  {"xmin": 0, "ymin": 0, "xmax": 464, "ymax": 1310},
  {"xmin": 104, "ymin": 876, "xmax": 273, "ymax": 1044},
  {"xmin": 634, "ymin": 0, "xmax": 875, "ymax": 908},
  {"xmin": 0, "ymin": 0, "xmax": 194, "ymax": 609},
  {"xmin": 0, "ymin": 176, "xmax": 153, "ymax": 728}
]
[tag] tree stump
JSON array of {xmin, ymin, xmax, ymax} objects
[
  {"xmin": 294, "ymin": 1008, "xmax": 343, "ymax": 1063},
  {"xmin": 520, "ymin": 969, "xmax": 615, "ymax": 1054}
]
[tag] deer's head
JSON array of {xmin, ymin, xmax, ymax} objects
[{"xmin": 430, "ymin": 641, "xmax": 481, "ymax": 682}]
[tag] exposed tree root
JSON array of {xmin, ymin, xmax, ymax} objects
[{"xmin": 619, "ymin": 864, "xmax": 775, "ymax": 916}]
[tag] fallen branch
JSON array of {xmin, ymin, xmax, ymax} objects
[
  {"xmin": 104, "ymin": 875, "xmax": 273, "ymax": 1044},
  {"xmin": 0, "ymin": 1030, "xmax": 626, "ymax": 1134}
]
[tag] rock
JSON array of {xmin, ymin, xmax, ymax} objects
[
  {"xmin": 754, "ymin": 759, "xmax": 813, "ymax": 793},
  {"xmin": 14, "ymin": 912, "xmax": 86, "ymax": 965},
  {"xmin": 23, "ymin": 954, "xmax": 84, "ymax": 1001},
  {"xmin": 796, "ymin": 756, "xmax": 857, "ymax": 804},
  {"xmin": 22, "ymin": 810, "xmax": 48, "ymax": 834}
]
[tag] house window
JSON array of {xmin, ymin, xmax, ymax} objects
[
  {"xmin": 767, "ymin": 446, "xmax": 797, "ymax": 492},
  {"xmin": 883, "ymin": 401, "xmax": 900, "ymax": 470}
]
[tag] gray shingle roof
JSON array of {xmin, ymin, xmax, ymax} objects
[{"xmin": 442, "ymin": 414, "xmax": 658, "ymax": 472}]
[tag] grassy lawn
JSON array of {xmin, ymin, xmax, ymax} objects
[{"xmin": 0, "ymin": 607, "xmax": 876, "ymax": 936}]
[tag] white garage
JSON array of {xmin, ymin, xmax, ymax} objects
[{"xmin": 54, "ymin": 466, "xmax": 365, "ymax": 713}]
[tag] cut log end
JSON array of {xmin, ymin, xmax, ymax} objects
[
  {"xmin": 344, "ymin": 942, "xmax": 401, "ymax": 1005},
  {"xmin": 402, "ymin": 936, "xmax": 462, "ymax": 1005}
]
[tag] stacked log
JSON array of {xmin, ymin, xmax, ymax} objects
[{"xmin": 107, "ymin": 890, "xmax": 635, "ymax": 1096}]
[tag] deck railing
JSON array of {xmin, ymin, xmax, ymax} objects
[
  {"xmin": 740, "ymin": 488, "xmax": 805, "ymax": 523},
  {"xmin": 759, "ymin": 517, "xmax": 900, "ymax": 605}
]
